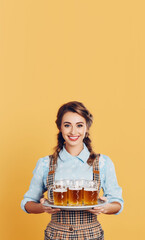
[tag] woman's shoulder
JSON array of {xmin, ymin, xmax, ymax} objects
[
  {"xmin": 33, "ymin": 155, "xmax": 50, "ymax": 173},
  {"xmin": 99, "ymin": 154, "xmax": 114, "ymax": 170},
  {"xmin": 100, "ymin": 154, "xmax": 111, "ymax": 161}
]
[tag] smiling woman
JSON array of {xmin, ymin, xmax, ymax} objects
[{"xmin": 21, "ymin": 101, "xmax": 124, "ymax": 240}]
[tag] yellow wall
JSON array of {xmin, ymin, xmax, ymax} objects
[{"xmin": 0, "ymin": 0, "xmax": 145, "ymax": 239}]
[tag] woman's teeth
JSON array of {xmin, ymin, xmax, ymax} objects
[{"xmin": 68, "ymin": 136, "xmax": 79, "ymax": 141}]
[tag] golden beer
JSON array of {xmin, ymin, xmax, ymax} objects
[
  {"xmin": 82, "ymin": 187, "xmax": 84, "ymax": 203},
  {"xmin": 67, "ymin": 187, "xmax": 69, "ymax": 203},
  {"xmin": 69, "ymin": 188, "xmax": 82, "ymax": 206},
  {"xmin": 53, "ymin": 189, "xmax": 67, "ymax": 206},
  {"xmin": 84, "ymin": 188, "xmax": 98, "ymax": 205}
]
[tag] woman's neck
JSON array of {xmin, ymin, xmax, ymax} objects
[{"xmin": 65, "ymin": 143, "xmax": 84, "ymax": 156}]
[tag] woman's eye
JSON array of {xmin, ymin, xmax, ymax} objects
[
  {"xmin": 77, "ymin": 124, "xmax": 83, "ymax": 128},
  {"xmin": 64, "ymin": 124, "xmax": 70, "ymax": 128}
]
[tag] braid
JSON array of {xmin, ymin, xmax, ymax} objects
[
  {"xmin": 83, "ymin": 133, "xmax": 97, "ymax": 166},
  {"xmin": 52, "ymin": 132, "xmax": 64, "ymax": 165}
]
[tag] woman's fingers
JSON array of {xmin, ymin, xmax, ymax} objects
[
  {"xmin": 40, "ymin": 198, "xmax": 47, "ymax": 204},
  {"xmin": 51, "ymin": 209, "xmax": 61, "ymax": 214},
  {"xmin": 87, "ymin": 206, "xmax": 105, "ymax": 215},
  {"xmin": 45, "ymin": 209, "xmax": 61, "ymax": 214},
  {"xmin": 88, "ymin": 209, "xmax": 102, "ymax": 215},
  {"xmin": 40, "ymin": 198, "xmax": 61, "ymax": 214},
  {"xmin": 99, "ymin": 196, "xmax": 107, "ymax": 202},
  {"xmin": 43, "ymin": 206, "xmax": 61, "ymax": 214}
]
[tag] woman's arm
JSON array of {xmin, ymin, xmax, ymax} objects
[
  {"xmin": 100, "ymin": 201, "xmax": 121, "ymax": 214},
  {"xmin": 101, "ymin": 156, "xmax": 124, "ymax": 214},
  {"xmin": 21, "ymin": 158, "xmax": 46, "ymax": 213},
  {"xmin": 25, "ymin": 201, "xmax": 44, "ymax": 213},
  {"xmin": 88, "ymin": 197, "xmax": 121, "ymax": 215},
  {"xmin": 25, "ymin": 199, "xmax": 61, "ymax": 214},
  {"xmin": 89, "ymin": 155, "xmax": 124, "ymax": 216},
  {"xmin": 21, "ymin": 157, "xmax": 59, "ymax": 214},
  {"xmin": 21, "ymin": 157, "xmax": 61, "ymax": 214}
]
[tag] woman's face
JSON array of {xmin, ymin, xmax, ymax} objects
[{"xmin": 60, "ymin": 111, "xmax": 88, "ymax": 148}]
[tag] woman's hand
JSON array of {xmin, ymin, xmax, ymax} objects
[
  {"xmin": 87, "ymin": 196, "xmax": 108, "ymax": 215},
  {"xmin": 40, "ymin": 198, "xmax": 61, "ymax": 214},
  {"xmin": 88, "ymin": 196, "xmax": 121, "ymax": 215}
]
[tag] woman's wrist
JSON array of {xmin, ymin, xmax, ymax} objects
[{"xmin": 104, "ymin": 202, "xmax": 121, "ymax": 214}]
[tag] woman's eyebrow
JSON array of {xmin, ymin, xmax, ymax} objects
[{"xmin": 63, "ymin": 121, "xmax": 84, "ymax": 124}]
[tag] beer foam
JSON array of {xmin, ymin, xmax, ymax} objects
[
  {"xmin": 54, "ymin": 189, "xmax": 67, "ymax": 192},
  {"xmin": 84, "ymin": 188, "xmax": 97, "ymax": 191},
  {"xmin": 69, "ymin": 188, "xmax": 82, "ymax": 190}
]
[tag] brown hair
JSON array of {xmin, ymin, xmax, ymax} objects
[{"xmin": 52, "ymin": 101, "xmax": 97, "ymax": 166}]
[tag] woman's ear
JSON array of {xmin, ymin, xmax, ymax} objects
[{"xmin": 85, "ymin": 132, "xmax": 89, "ymax": 138}]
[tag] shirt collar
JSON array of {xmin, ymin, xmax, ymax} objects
[{"xmin": 59, "ymin": 143, "xmax": 90, "ymax": 163}]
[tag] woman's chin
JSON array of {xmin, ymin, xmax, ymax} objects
[{"xmin": 66, "ymin": 139, "xmax": 82, "ymax": 147}]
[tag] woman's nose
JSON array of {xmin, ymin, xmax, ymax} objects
[{"xmin": 70, "ymin": 126, "xmax": 77, "ymax": 135}]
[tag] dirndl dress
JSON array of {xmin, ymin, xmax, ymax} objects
[{"xmin": 44, "ymin": 155, "xmax": 104, "ymax": 240}]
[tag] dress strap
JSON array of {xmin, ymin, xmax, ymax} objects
[
  {"xmin": 93, "ymin": 154, "xmax": 101, "ymax": 191},
  {"xmin": 46, "ymin": 155, "xmax": 56, "ymax": 189}
]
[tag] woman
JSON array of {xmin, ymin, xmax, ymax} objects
[{"xmin": 21, "ymin": 101, "xmax": 123, "ymax": 239}]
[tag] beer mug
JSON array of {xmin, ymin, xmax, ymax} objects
[
  {"xmin": 64, "ymin": 179, "xmax": 73, "ymax": 203},
  {"xmin": 75, "ymin": 179, "xmax": 87, "ymax": 204},
  {"xmin": 48, "ymin": 180, "xmax": 67, "ymax": 206},
  {"xmin": 84, "ymin": 180, "xmax": 98, "ymax": 205},
  {"xmin": 68, "ymin": 180, "xmax": 83, "ymax": 206}
]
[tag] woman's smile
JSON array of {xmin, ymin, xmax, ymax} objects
[{"xmin": 68, "ymin": 136, "xmax": 80, "ymax": 141}]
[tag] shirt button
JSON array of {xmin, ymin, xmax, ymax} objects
[{"xmin": 69, "ymin": 227, "xmax": 73, "ymax": 231}]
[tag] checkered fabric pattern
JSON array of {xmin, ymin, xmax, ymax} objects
[
  {"xmin": 93, "ymin": 154, "xmax": 101, "ymax": 191},
  {"xmin": 46, "ymin": 155, "xmax": 56, "ymax": 200},
  {"xmin": 45, "ymin": 221, "xmax": 104, "ymax": 240},
  {"xmin": 45, "ymin": 154, "xmax": 104, "ymax": 240},
  {"xmin": 51, "ymin": 210, "xmax": 98, "ymax": 225},
  {"xmin": 46, "ymin": 155, "xmax": 56, "ymax": 187}
]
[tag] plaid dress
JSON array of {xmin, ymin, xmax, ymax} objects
[{"xmin": 44, "ymin": 155, "xmax": 104, "ymax": 240}]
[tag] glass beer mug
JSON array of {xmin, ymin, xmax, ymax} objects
[
  {"xmin": 74, "ymin": 179, "xmax": 87, "ymax": 204},
  {"xmin": 68, "ymin": 180, "xmax": 83, "ymax": 206},
  {"xmin": 64, "ymin": 179, "xmax": 73, "ymax": 204},
  {"xmin": 84, "ymin": 180, "xmax": 98, "ymax": 205},
  {"xmin": 48, "ymin": 180, "xmax": 67, "ymax": 206}
]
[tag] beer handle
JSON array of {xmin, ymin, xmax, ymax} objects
[{"xmin": 48, "ymin": 185, "xmax": 54, "ymax": 204}]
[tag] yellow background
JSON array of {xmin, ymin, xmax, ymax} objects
[{"xmin": 0, "ymin": 0, "xmax": 145, "ymax": 239}]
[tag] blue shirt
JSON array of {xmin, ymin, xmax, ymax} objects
[{"xmin": 21, "ymin": 144, "xmax": 124, "ymax": 214}]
